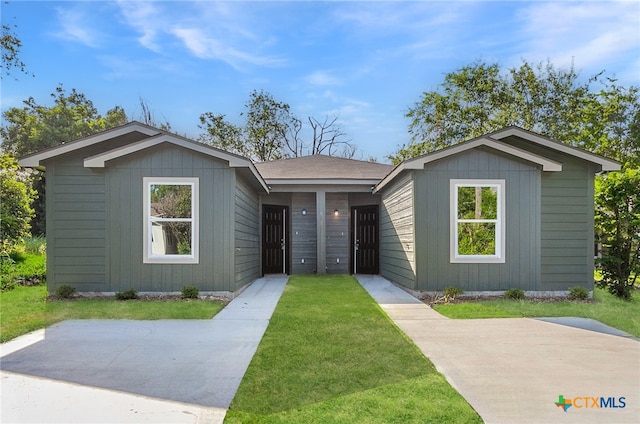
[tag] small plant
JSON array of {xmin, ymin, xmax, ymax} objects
[
  {"xmin": 115, "ymin": 289, "xmax": 139, "ymax": 300},
  {"xmin": 181, "ymin": 285, "xmax": 199, "ymax": 299},
  {"xmin": 433, "ymin": 286, "xmax": 464, "ymax": 304},
  {"xmin": 55, "ymin": 285, "xmax": 76, "ymax": 298},
  {"xmin": 568, "ymin": 286, "xmax": 590, "ymax": 301},
  {"xmin": 504, "ymin": 288, "xmax": 525, "ymax": 300}
]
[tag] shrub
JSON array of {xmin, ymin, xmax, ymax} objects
[
  {"xmin": 0, "ymin": 254, "xmax": 17, "ymax": 291},
  {"xmin": 55, "ymin": 285, "xmax": 76, "ymax": 298},
  {"xmin": 115, "ymin": 289, "xmax": 138, "ymax": 300},
  {"xmin": 568, "ymin": 286, "xmax": 590, "ymax": 301},
  {"xmin": 504, "ymin": 288, "xmax": 525, "ymax": 300},
  {"xmin": 181, "ymin": 285, "xmax": 199, "ymax": 299},
  {"xmin": 443, "ymin": 286, "xmax": 463, "ymax": 300}
]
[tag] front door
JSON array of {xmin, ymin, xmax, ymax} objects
[
  {"xmin": 352, "ymin": 205, "xmax": 379, "ymax": 274},
  {"xmin": 262, "ymin": 205, "xmax": 289, "ymax": 275}
]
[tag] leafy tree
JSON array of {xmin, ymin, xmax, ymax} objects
[
  {"xmin": 394, "ymin": 59, "xmax": 639, "ymax": 167},
  {"xmin": 0, "ymin": 84, "xmax": 127, "ymax": 157},
  {"xmin": 199, "ymin": 90, "xmax": 355, "ymax": 160},
  {"xmin": 595, "ymin": 169, "xmax": 640, "ymax": 300},
  {"xmin": 0, "ymin": 153, "xmax": 35, "ymax": 251}
]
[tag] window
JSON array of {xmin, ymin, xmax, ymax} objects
[
  {"xmin": 450, "ymin": 179, "xmax": 505, "ymax": 263},
  {"xmin": 143, "ymin": 177, "xmax": 199, "ymax": 264}
]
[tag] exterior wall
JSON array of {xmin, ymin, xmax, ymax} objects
[
  {"xmin": 105, "ymin": 144, "xmax": 236, "ymax": 292},
  {"xmin": 501, "ymin": 136, "xmax": 597, "ymax": 290},
  {"xmin": 43, "ymin": 133, "xmax": 147, "ymax": 292},
  {"xmin": 234, "ymin": 175, "xmax": 261, "ymax": 290},
  {"xmin": 379, "ymin": 173, "xmax": 416, "ymax": 288},
  {"xmin": 291, "ymin": 193, "xmax": 317, "ymax": 274},
  {"xmin": 413, "ymin": 149, "xmax": 541, "ymax": 291},
  {"xmin": 326, "ymin": 193, "xmax": 349, "ymax": 274}
]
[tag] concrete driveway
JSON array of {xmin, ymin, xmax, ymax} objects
[
  {"xmin": 358, "ymin": 275, "xmax": 640, "ymax": 424},
  {"xmin": 0, "ymin": 275, "xmax": 288, "ymax": 424}
]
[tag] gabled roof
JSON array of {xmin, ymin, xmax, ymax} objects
[
  {"xmin": 374, "ymin": 126, "xmax": 622, "ymax": 193},
  {"xmin": 490, "ymin": 126, "xmax": 621, "ymax": 172},
  {"xmin": 19, "ymin": 121, "xmax": 269, "ymax": 193},
  {"xmin": 256, "ymin": 154, "xmax": 393, "ymax": 186},
  {"xmin": 18, "ymin": 121, "xmax": 161, "ymax": 167}
]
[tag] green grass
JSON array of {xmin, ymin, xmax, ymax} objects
[
  {"xmin": 0, "ymin": 285, "xmax": 224, "ymax": 343},
  {"xmin": 225, "ymin": 275, "xmax": 481, "ymax": 423},
  {"xmin": 433, "ymin": 287, "xmax": 640, "ymax": 337}
]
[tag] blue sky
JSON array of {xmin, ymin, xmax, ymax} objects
[{"xmin": 2, "ymin": 1, "xmax": 639, "ymax": 162}]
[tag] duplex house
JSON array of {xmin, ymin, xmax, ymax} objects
[{"xmin": 19, "ymin": 122, "xmax": 620, "ymax": 295}]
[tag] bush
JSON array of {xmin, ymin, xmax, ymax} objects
[
  {"xmin": 181, "ymin": 285, "xmax": 199, "ymax": 299},
  {"xmin": 504, "ymin": 288, "xmax": 525, "ymax": 300},
  {"xmin": 568, "ymin": 286, "xmax": 589, "ymax": 301},
  {"xmin": 55, "ymin": 285, "xmax": 76, "ymax": 298},
  {"xmin": 1, "ymin": 254, "xmax": 17, "ymax": 291},
  {"xmin": 115, "ymin": 289, "xmax": 138, "ymax": 300}
]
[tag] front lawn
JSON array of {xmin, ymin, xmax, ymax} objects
[
  {"xmin": 225, "ymin": 275, "xmax": 481, "ymax": 423},
  {"xmin": 433, "ymin": 287, "xmax": 640, "ymax": 337},
  {"xmin": 0, "ymin": 285, "xmax": 225, "ymax": 343}
]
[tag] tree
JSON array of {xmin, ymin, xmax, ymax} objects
[
  {"xmin": 595, "ymin": 169, "xmax": 640, "ymax": 300},
  {"xmin": 1, "ymin": 85, "xmax": 128, "ymax": 157},
  {"xmin": 0, "ymin": 153, "xmax": 35, "ymax": 252},
  {"xmin": 199, "ymin": 90, "xmax": 356, "ymax": 160},
  {"xmin": 1, "ymin": 5, "xmax": 31, "ymax": 79},
  {"xmin": 394, "ymin": 59, "xmax": 639, "ymax": 167}
]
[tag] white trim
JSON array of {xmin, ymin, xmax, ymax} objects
[
  {"xmin": 374, "ymin": 137, "xmax": 562, "ymax": 193},
  {"xmin": 491, "ymin": 127, "xmax": 621, "ymax": 171},
  {"xmin": 143, "ymin": 177, "xmax": 199, "ymax": 264},
  {"xmin": 18, "ymin": 123, "xmax": 159, "ymax": 167},
  {"xmin": 450, "ymin": 179, "xmax": 506, "ymax": 264}
]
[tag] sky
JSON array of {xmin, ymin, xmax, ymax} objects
[{"xmin": 1, "ymin": 1, "xmax": 639, "ymax": 163}]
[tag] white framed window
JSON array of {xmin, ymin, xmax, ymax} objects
[
  {"xmin": 450, "ymin": 179, "xmax": 505, "ymax": 263},
  {"xmin": 143, "ymin": 177, "xmax": 199, "ymax": 264}
]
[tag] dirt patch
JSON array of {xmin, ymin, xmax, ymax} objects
[{"xmin": 421, "ymin": 294, "xmax": 595, "ymax": 307}]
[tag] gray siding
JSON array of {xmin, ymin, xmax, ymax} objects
[
  {"xmin": 379, "ymin": 173, "xmax": 416, "ymax": 288},
  {"xmin": 501, "ymin": 135, "xmax": 596, "ymax": 290},
  {"xmin": 106, "ymin": 145, "xmax": 236, "ymax": 292},
  {"xmin": 291, "ymin": 193, "xmax": 317, "ymax": 274},
  {"xmin": 234, "ymin": 175, "xmax": 260, "ymax": 289},
  {"xmin": 413, "ymin": 149, "xmax": 541, "ymax": 291},
  {"xmin": 326, "ymin": 193, "xmax": 349, "ymax": 274}
]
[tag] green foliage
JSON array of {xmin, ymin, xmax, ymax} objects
[
  {"xmin": 568, "ymin": 286, "xmax": 590, "ymax": 301},
  {"xmin": 595, "ymin": 169, "xmax": 640, "ymax": 300},
  {"xmin": 115, "ymin": 289, "xmax": 139, "ymax": 300},
  {"xmin": 55, "ymin": 285, "xmax": 76, "ymax": 299},
  {"xmin": 1, "ymin": 254, "xmax": 17, "ymax": 291},
  {"xmin": 1, "ymin": 84, "xmax": 127, "ymax": 157},
  {"xmin": 504, "ymin": 288, "xmax": 525, "ymax": 300},
  {"xmin": 0, "ymin": 154, "xmax": 35, "ymax": 251},
  {"xmin": 1, "ymin": 13, "xmax": 31, "ymax": 79},
  {"xmin": 1, "ymin": 240, "xmax": 45, "ymax": 292},
  {"xmin": 395, "ymin": 59, "xmax": 639, "ymax": 168},
  {"xmin": 437, "ymin": 286, "xmax": 464, "ymax": 304},
  {"xmin": 181, "ymin": 285, "xmax": 199, "ymax": 299},
  {"xmin": 456, "ymin": 185, "xmax": 499, "ymax": 255}
]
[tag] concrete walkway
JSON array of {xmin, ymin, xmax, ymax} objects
[
  {"xmin": 357, "ymin": 275, "xmax": 640, "ymax": 424},
  {"xmin": 0, "ymin": 275, "xmax": 288, "ymax": 424}
]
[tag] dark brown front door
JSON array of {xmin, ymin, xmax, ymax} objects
[
  {"xmin": 262, "ymin": 205, "xmax": 289, "ymax": 275},
  {"xmin": 352, "ymin": 205, "xmax": 379, "ymax": 274}
]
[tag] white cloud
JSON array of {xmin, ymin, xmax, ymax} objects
[
  {"xmin": 54, "ymin": 6, "xmax": 102, "ymax": 47},
  {"xmin": 116, "ymin": 0, "xmax": 165, "ymax": 52},
  {"xmin": 514, "ymin": 1, "xmax": 640, "ymax": 76},
  {"xmin": 305, "ymin": 71, "xmax": 342, "ymax": 87}
]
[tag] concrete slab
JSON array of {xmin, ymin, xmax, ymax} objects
[
  {"xmin": 1, "ymin": 275, "xmax": 288, "ymax": 424},
  {"xmin": 357, "ymin": 275, "xmax": 640, "ymax": 424}
]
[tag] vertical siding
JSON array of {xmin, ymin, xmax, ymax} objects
[
  {"xmin": 234, "ymin": 175, "xmax": 260, "ymax": 289},
  {"xmin": 106, "ymin": 145, "xmax": 236, "ymax": 292},
  {"xmin": 46, "ymin": 157, "xmax": 107, "ymax": 292},
  {"xmin": 414, "ymin": 149, "xmax": 541, "ymax": 291},
  {"xmin": 325, "ymin": 193, "xmax": 349, "ymax": 274},
  {"xmin": 379, "ymin": 173, "xmax": 416, "ymax": 288},
  {"xmin": 291, "ymin": 193, "xmax": 317, "ymax": 274}
]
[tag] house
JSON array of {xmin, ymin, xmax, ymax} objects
[{"xmin": 19, "ymin": 122, "xmax": 620, "ymax": 295}]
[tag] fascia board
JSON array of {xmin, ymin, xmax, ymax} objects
[
  {"xmin": 264, "ymin": 178, "xmax": 381, "ymax": 186},
  {"xmin": 18, "ymin": 123, "xmax": 159, "ymax": 167},
  {"xmin": 492, "ymin": 127, "xmax": 622, "ymax": 171}
]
